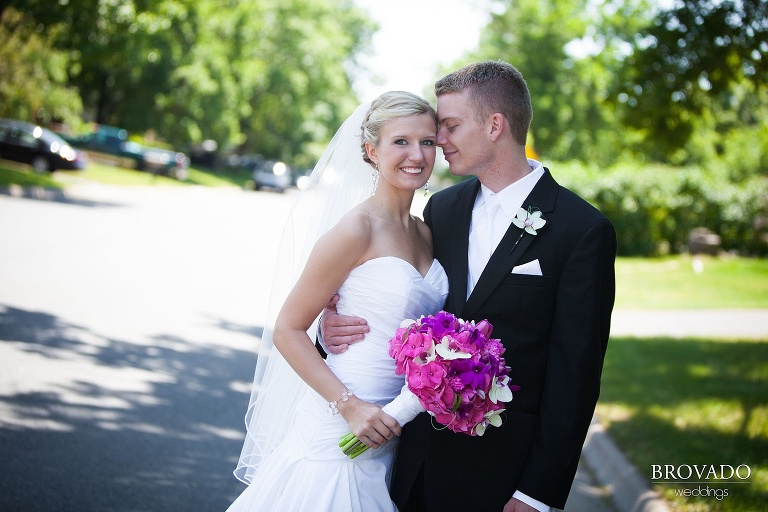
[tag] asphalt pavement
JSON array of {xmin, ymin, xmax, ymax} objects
[{"xmin": 1, "ymin": 181, "xmax": 765, "ymax": 512}]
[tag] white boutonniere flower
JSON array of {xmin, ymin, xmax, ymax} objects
[
  {"xmin": 510, "ymin": 207, "xmax": 546, "ymax": 253},
  {"xmin": 512, "ymin": 207, "xmax": 546, "ymax": 234}
]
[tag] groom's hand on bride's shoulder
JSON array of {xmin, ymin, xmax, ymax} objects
[{"xmin": 320, "ymin": 294, "xmax": 369, "ymax": 354}]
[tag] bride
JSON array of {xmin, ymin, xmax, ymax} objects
[{"xmin": 227, "ymin": 91, "xmax": 449, "ymax": 512}]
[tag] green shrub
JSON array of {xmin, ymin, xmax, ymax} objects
[{"xmin": 553, "ymin": 161, "xmax": 768, "ymax": 257}]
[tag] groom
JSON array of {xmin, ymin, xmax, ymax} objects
[{"xmin": 322, "ymin": 61, "xmax": 617, "ymax": 511}]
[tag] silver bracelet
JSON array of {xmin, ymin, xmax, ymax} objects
[{"xmin": 328, "ymin": 389, "xmax": 353, "ymax": 415}]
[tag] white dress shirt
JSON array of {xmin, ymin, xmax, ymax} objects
[{"xmin": 467, "ymin": 159, "xmax": 545, "ymax": 298}]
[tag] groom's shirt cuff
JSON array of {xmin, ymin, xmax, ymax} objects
[{"xmin": 513, "ymin": 491, "xmax": 551, "ymax": 512}]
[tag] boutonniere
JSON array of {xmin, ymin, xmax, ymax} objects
[{"xmin": 510, "ymin": 207, "xmax": 546, "ymax": 253}]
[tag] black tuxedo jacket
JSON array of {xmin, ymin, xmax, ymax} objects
[{"xmin": 390, "ymin": 169, "xmax": 617, "ymax": 511}]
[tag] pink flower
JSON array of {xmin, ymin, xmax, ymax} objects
[
  {"xmin": 421, "ymin": 360, "xmax": 446, "ymax": 388},
  {"xmin": 406, "ymin": 360, "xmax": 445, "ymax": 390},
  {"xmin": 403, "ymin": 330, "xmax": 432, "ymax": 358},
  {"xmin": 385, "ymin": 311, "xmax": 519, "ymax": 436},
  {"xmin": 388, "ymin": 327, "xmax": 408, "ymax": 359},
  {"xmin": 450, "ymin": 330, "xmax": 474, "ymax": 353},
  {"xmin": 475, "ymin": 319, "xmax": 493, "ymax": 338},
  {"xmin": 485, "ymin": 338, "xmax": 505, "ymax": 359}
]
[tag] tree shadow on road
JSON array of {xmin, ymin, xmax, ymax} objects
[
  {"xmin": 0, "ymin": 304, "xmax": 260, "ymax": 512},
  {"xmin": 0, "ymin": 185, "xmax": 128, "ymax": 208}
]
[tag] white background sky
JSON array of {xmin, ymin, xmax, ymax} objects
[
  {"xmin": 350, "ymin": 0, "xmax": 494, "ymax": 101},
  {"xmin": 349, "ymin": 0, "xmax": 673, "ymax": 101}
]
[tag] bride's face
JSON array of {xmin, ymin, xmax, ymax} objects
[{"xmin": 367, "ymin": 113, "xmax": 437, "ymax": 192}]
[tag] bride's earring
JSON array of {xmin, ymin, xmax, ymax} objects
[
  {"xmin": 423, "ymin": 180, "xmax": 429, "ymax": 197},
  {"xmin": 371, "ymin": 165, "xmax": 379, "ymax": 195}
]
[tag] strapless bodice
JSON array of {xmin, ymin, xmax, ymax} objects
[{"xmin": 326, "ymin": 257, "xmax": 449, "ymax": 405}]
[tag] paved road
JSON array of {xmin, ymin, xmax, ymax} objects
[
  {"xmin": 0, "ymin": 183, "xmax": 290, "ymax": 511},
  {"xmin": 11, "ymin": 182, "xmax": 763, "ymax": 511},
  {"xmin": 611, "ymin": 309, "xmax": 768, "ymax": 339}
]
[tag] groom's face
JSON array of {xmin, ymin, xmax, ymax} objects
[{"xmin": 436, "ymin": 91, "xmax": 492, "ymax": 178}]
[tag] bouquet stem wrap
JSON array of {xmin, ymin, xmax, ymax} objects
[
  {"xmin": 338, "ymin": 386, "xmax": 424, "ymax": 459},
  {"xmin": 381, "ymin": 385, "xmax": 425, "ymax": 426}
]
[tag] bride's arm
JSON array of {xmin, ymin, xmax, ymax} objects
[{"xmin": 273, "ymin": 215, "xmax": 401, "ymax": 448}]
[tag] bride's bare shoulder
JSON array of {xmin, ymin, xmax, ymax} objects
[
  {"xmin": 316, "ymin": 205, "xmax": 373, "ymax": 254},
  {"xmin": 337, "ymin": 204, "xmax": 374, "ymax": 235}
]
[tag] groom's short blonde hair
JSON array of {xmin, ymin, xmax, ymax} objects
[{"xmin": 435, "ymin": 60, "xmax": 532, "ymax": 147}]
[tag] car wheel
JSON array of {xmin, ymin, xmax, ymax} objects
[{"xmin": 31, "ymin": 156, "xmax": 51, "ymax": 173}]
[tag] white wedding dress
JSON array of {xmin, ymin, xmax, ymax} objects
[{"xmin": 227, "ymin": 256, "xmax": 449, "ymax": 512}]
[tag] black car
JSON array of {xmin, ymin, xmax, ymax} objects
[
  {"xmin": 0, "ymin": 118, "xmax": 88, "ymax": 172},
  {"xmin": 63, "ymin": 124, "xmax": 189, "ymax": 179}
]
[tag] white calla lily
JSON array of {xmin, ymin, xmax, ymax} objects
[
  {"xmin": 415, "ymin": 341, "xmax": 437, "ymax": 364},
  {"xmin": 475, "ymin": 409, "xmax": 505, "ymax": 436},
  {"xmin": 489, "ymin": 375, "xmax": 514, "ymax": 404},
  {"xmin": 434, "ymin": 335, "xmax": 471, "ymax": 360}
]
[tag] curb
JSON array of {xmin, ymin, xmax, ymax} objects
[
  {"xmin": 592, "ymin": 309, "xmax": 768, "ymax": 511},
  {"xmin": 582, "ymin": 418, "xmax": 670, "ymax": 512},
  {"xmin": 0, "ymin": 184, "xmax": 68, "ymax": 201}
]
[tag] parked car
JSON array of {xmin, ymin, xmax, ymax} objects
[
  {"xmin": 291, "ymin": 166, "xmax": 313, "ymax": 189},
  {"xmin": 252, "ymin": 160, "xmax": 292, "ymax": 192},
  {"xmin": 63, "ymin": 125, "xmax": 189, "ymax": 179},
  {"xmin": 0, "ymin": 118, "xmax": 88, "ymax": 172}
]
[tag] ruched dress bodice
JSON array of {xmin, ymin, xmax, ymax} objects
[{"xmin": 328, "ymin": 257, "xmax": 449, "ymax": 406}]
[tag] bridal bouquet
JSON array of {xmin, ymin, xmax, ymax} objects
[{"xmin": 339, "ymin": 311, "xmax": 518, "ymax": 458}]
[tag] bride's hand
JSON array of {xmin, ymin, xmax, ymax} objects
[
  {"xmin": 339, "ymin": 397, "xmax": 401, "ymax": 449},
  {"xmin": 320, "ymin": 294, "xmax": 369, "ymax": 354}
]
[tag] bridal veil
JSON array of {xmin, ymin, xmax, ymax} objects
[{"xmin": 234, "ymin": 101, "xmax": 374, "ymax": 484}]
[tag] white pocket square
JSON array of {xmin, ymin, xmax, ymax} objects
[{"xmin": 511, "ymin": 259, "xmax": 542, "ymax": 276}]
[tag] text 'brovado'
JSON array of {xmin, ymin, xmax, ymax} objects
[{"xmin": 651, "ymin": 464, "xmax": 751, "ymax": 482}]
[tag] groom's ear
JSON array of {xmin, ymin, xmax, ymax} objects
[{"xmin": 488, "ymin": 113, "xmax": 505, "ymax": 142}]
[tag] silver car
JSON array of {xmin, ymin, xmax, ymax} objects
[{"xmin": 253, "ymin": 160, "xmax": 291, "ymax": 192}]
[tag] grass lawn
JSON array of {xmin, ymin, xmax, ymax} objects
[
  {"xmin": 0, "ymin": 158, "xmax": 252, "ymax": 188},
  {"xmin": 75, "ymin": 161, "xmax": 187, "ymax": 186},
  {"xmin": 607, "ymin": 256, "xmax": 767, "ymax": 510},
  {"xmin": 615, "ymin": 256, "xmax": 768, "ymax": 309},
  {"xmin": 0, "ymin": 162, "xmax": 63, "ymax": 188},
  {"xmin": 75, "ymin": 161, "xmax": 251, "ymax": 187},
  {"xmin": 598, "ymin": 336, "xmax": 768, "ymax": 511}
]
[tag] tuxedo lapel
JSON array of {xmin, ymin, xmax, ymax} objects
[
  {"xmin": 463, "ymin": 169, "xmax": 558, "ymax": 319},
  {"xmin": 445, "ymin": 179, "xmax": 480, "ymax": 315}
]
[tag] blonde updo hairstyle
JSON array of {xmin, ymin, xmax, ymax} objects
[{"xmin": 361, "ymin": 91, "xmax": 437, "ymax": 169}]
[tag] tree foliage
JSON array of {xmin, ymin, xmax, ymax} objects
[
  {"xmin": 1, "ymin": 0, "xmax": 374, "ymax": 165},
  {"xmin": 468, "ymin": 0, "xmax": 592, "ymax": 161},
  {"xmin": 454, "ymin": 0, "xmax": 766, "ymax": 170},
  {"xmin": 2, "ymin": 0, "xmax": 766, "ymax": 170},
  {"xmin": 612, "ymin": 0, "xmax": 768, "ymax": 161},
  {"xmin": 0, "ymin": 8, "xmax": 84, "ymax": 127}
]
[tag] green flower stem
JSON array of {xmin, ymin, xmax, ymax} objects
[{"xmin": 338, "ymin": 432, "xmax": 370, "ymax": 459}]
